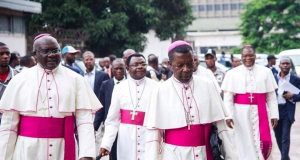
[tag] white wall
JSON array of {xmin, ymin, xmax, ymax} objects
[
  {"xmin": 142, "ymin": 30, "xmax": 171, "ymax": 62},
  {"xmin": 0, "ymin": 33, "xmax": 27, "ymax": 56}
]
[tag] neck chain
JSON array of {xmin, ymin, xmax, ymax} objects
[
  {"xmin": 128, "ymin": 79, "xmax": 146, "ymax": 110},
  {"xmin": 171, "ymin": 78, "xmax": 200, "ymax": 130}
]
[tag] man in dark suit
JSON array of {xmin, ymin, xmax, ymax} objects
[
  {"xmin": 266, "ymin": 55, "xmax": 279, "ymax": 78},
  {"xmin": 275, "ymin": 56, "xmax": 300, "ymax": 160},
  {"xmin": 94, "ymin": 59, "xmax": 126, "ymax": 160},
  {"xmin": 82, "ymin": 51, "xmax": 109, "ymax": 98}
]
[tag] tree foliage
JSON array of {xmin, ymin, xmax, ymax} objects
[
  {"xmin": 28, "ymin": 0, "xmax": 193, "ymax": 57},
  {"xmin": 240, "ymin": 0, "xmax": 300, "ymax": 54}
]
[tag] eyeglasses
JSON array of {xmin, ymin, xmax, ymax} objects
[{"xmin": 37, "ymin": 48, "xmax": 60, "ymax": 55}]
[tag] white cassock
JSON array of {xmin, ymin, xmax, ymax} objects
[
  {"xmin": 221, "ymin": 64, "xmax": 278, "ymax": 160},
  {"xmin": 144, "ymin": 75, "xmax": 237, "ymax": 160},
  {"xmin": 194, "ymin": 65, "xmax": 221, "ymax": 91},
  {"xmin": 0, "ymin": 64, "xmax": 102, "ymax": 160},
  {"xmin": 101, "ymin": 76, "xmax": 158, "ymax": 160}
]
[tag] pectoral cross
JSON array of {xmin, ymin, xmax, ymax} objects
[
  {"xmin": 249, "ymin": 94, "xmax": 254, "ymax": 103},
  {"xmin": 130, "ymin": 110, "xmax": 138, "ymax": 120}
]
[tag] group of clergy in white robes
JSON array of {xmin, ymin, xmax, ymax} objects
[{"xmin": 99, "ymin": 42, "xmax": 279, "ymax": 160}]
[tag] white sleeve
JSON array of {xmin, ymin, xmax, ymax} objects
[
  {"xmin": 145, "ymin": 128, "xmax": 162, "ymax": 160},
  {"xmin": 216, "ymin": 120, "xmax": 238, "ymax": 160},
  {"xmin": 223, "ymin": 91, "xmax": 235, "ymax": 119},
  {"xmin": 76, "ymin": 109, "xmax": 96, "ymax": 159},
  {"xmin": 0, "ymin": 111, "xmax": 19, "ymax": 160},
  {"xmin": 100, "ymin": 87, "xmax": 121, "ymax": 151},
  {"xmin": 267, "ymin": 91, "xmax": 279, "ymax": 119}
]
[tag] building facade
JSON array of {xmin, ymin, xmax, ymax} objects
[
  {"xmin": 186, "ymin": 0, "xmax": 248, "ymax": 54},
  {"xmin": 0, "ymin": 0, "xmax": 41, "ymax": 56}
]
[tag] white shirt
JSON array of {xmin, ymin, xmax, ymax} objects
[{"xmin": 84, "ymin": 68, "xmax": 96, "ymax": 89}]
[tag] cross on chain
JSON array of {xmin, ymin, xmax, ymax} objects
[
  {"xmin": 130, "ymin": 110, "xmax": 138, "ymax": 120},
  {"xmin": 249, "ymin": 94, "xmax": 254, "ymax": 103}
]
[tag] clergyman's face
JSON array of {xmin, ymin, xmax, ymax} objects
[
  {"xmin": 127, "ymin": 56, "xmax": 147, "ymax": 80},
  {"xmin": 242, "ymin": 48, "xmax": 256, "ymax": 67},
  {"xmin": 0, "ymin": 45, "xmax": 10, "ymax": 67},
  {"xmin": 36, "ymin": 39, "xmax": 61, "ymax": 70},
  {"xmin": 171, "ymin": 52, "xmax": 194, "ymax": 83}
]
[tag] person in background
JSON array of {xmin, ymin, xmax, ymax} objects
[
  {"xmin": 231, "ymin": 56, "xmax": 242, "ymax": 68},
  {"xmin": 146, "ymin": 54, "xmax": 162, "ymax": 82},
  {"xmin": 266, "ymin": 55, "xmax": 279, "ymax": 78},
  {"xmin": 161, "ymin": 57, "xmax": 172, "ymax": 80},
  {"xmin": 19, "ymin": 55, "xmax": 36, "ymax": 71},
  {"xmin": 61, "ymin": 45, "xmax": 84, "ymax": 75},
  {"xmin": 275, "ymin": 57, "xmax": 300, "ymax": 160},
  {"xmin": 102, "ymin": 57, "xmax": 112, "ymax": 78},
  {"xmin": 122, "ymin": 49, "xmax": 136, "ymax": 64},
  {"xmin": 0, "ymin": 42, "xmax": 18, "ymax": 124},
  {"xmin": 205, "ymin": 49, "xmax": 226, "ymax": 86},
  {"xmin": 82, "ymin": 51, "xmax": 109, "ymax": 97},
  {"xmin": 8, "ymin": 52, "xmax": 20, "ymax": 69}
]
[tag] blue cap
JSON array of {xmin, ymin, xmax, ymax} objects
[{"xmin": 61, "ymin": 46, "xmax": 79, "ymax": 55}]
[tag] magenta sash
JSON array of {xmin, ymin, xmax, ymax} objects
[
  {"xmin": 234, "ymin": 93, "xmax": 272, "ymax": 159},
  {"xmin": 18, "ymin": 116, "xmax": 75, "ymax": 160},
  {"xmin": 120, "ymin": 109, "xmax": 145, "ymax": 126},
  {"xmin": 164, "ymin": 124, "xmax": 213, "ymax": 160}
]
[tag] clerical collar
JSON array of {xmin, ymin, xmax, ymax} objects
[
  {"xmin": 172, "ymin": 76, "xmax": 193, "ymax": 87},
  {"xmin": 243, "ymin": 64, "xmax": 255, "ymax": 71},
  {"xmin": 128, "ymin": 76, "xmax": 146, "ymax": 86},
  {"xmin": 37, "ymin": 63, "xmax": 59, "ymax": 74}
]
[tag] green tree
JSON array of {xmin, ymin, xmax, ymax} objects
[
  {"xmin": 240, "ymin": 0, "xmax": 300, "ymax": 54},
  {"xmin": 27, "ymin": 0, "xmax": 193, "ymax": 57}
]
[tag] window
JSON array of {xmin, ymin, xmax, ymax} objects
[
  {"xmin": 0, "ymin": 15, "xmax": 24, "ymax": 34},
  {"xmin": 207, "ymin": 4, "xmax": 213, "ymax": 11},
  {"xmin": 0, "ymin": 15, "xmax": 11, "ymax": 33},
  {"xmin": 198, "ymin": 5, "xmax": 206, "ymax": 11},
  {"xmin": 214, "ymin": 4, "xmax": 221, "ymax": 11},
  {"xmin": 223, "ymin": 4, "xmax": 229, "ymax": 10},
  {"xmin": 231, "ymin": 3, "xmax": 238, "ymax": 10}
]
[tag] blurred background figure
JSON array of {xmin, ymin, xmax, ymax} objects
[
  {"xmin": 122, "ymin": 49, "xmax": 136, "ymax": 64},
  {"xmin": 102, "ymin": 57, "xmax": 112, "ymax": 77},
  {"xmin": 61, "ymin": 45, "xmax": 84, "ymax": 75},
  {"xmin": 9, "ymin": 52, "xmax": 20, "ymax": 70},
  {"xmin": 146, "ymin": 54, "xmax": 162, "ymax": 82},
  {"xmin": 231, "ymin": 56, "xmax": 242, "ymax": 68},
  {"xmin": 205, "ymin": 49, "xmax": 225, "ymax": 86},
  {"xmin": 266, "ymin": 55, "xmax": 278, "ymax": 78},
  {"xmin": 160, "ymin": 57, "xmax": 172, "ymax": 80},
  {"xmin": 19, "ymin": 55, "xmax": 36, "ymax": 71}
]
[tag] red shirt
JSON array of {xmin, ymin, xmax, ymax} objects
[{"xmin": 0, "ymin": 70, "xmax": 9, "ymax": 82}]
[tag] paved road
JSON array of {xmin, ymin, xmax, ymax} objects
[{"xmin": 273, "ymin": 103, "xmax": 300, "ymax": 160}]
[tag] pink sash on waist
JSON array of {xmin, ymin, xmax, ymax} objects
[
  {"xmin": 18, "ymin": 116, "xmax": 75, "ymax": 160},
  {"xmin": 120, "ymin": 109, "xmax": 145, "ymax": 126},
  {"xmin": 164, "ymin": 124, "xmax": 213, "ymax": 160},
  {"xmin": 234, "ymin": 93, "xmax": 272, "ymax": 159}
]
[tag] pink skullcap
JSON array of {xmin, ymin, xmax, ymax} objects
[
  {"xmin": 168, "ymin": 40, "xmax": 191, "ymax": 53},
  {"xmin": 34, "ymin": 33, "xmax": 51, "ymax": 41}
]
